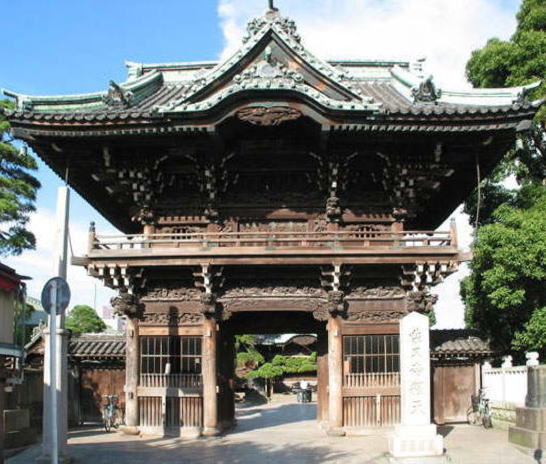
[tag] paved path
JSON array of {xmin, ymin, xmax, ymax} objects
[{"xmin": 7, "ymin": 398, "xmax": 537, "ymax": 464}]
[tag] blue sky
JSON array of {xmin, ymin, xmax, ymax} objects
[
  {"xmin": 2, "ymin": 0, "xmax": 223, "ymax": 222},
  {"xmin": 2, "ymin": 0, "xmax": 522, "ymax": 327}
]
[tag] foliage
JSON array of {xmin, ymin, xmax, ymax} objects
[
  {"xmin": 13, "ymin": 297, "xmax": 35, "ymax": 346},
  {"xmin": 236, "ymin": 350, "xmax": 264, "ymax": 368},
  {"xmin": 0, "ymin": 100, "xmax": 41, "ymax": 256},
  {"xmin": 271, "ymin": 353, "xmax": 317, "ymax": 373},
  {"xmin": 461, "ymin": 186, "xmax": 546, "ymax": 354},
  {"xmin": 465, "ymin": 0, "xmax": 546, "ymax": 225},
  {"xmin": 245, "ymin": 363, "xmax": 284, "ymax": 380},
  {"xmin": 246, "ymin": 353, "xmax": 317, "ymax": 380},
  {"xmin": 235, "ymin": 334, "xmax": 264, "ymax": 368},
  {"xmin": 512, "ymin": 307, "xmax": 546, "ymax": 353},
  {"xmin": 66, "ymin": 305, "xmax": 107, "ymax": 334},
  {"xmin": 462, "ymin": 0, "xmax": 546, "ymax": 356},
  {"xmin": 467, "ymin": 0, "xmax": 546, "ymax": 122}
]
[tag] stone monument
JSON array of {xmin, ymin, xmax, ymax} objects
[
  {"xmin": 389, "ymin": 312, "xmax": 446, "ymax": 463},
  {"xmin": 509, "ymin": 363, "xmax": 546, "ymax": 449}
]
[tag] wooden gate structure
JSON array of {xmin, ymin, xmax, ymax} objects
[{"xmin": 4, "ymin": 5, "xmax": 540, "ymax": 437}]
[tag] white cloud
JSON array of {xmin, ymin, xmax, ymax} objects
[
  {"xmin": 218, "ymin": 0, "xmax": 519, "ymax": 87},
  {"xmin": 3, "ymin": 208, "xmax": 116, "ymax": 313}
]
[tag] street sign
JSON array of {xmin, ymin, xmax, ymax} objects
[{"xmin": 41, "ymin": 277, "xmax": 71, "ymax": 315}]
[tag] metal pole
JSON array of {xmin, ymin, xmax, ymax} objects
[
  {"xmin": 49, "ymin": 284, "xmax": 58, "ymax": 464},
  {"xmin": 55, "ymin": 187, "xmax": 69, "ymax": 461}
]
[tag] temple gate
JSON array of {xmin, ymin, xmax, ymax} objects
[{"xmin": 4, "ymin": 5, "xmax": 541, "ymax": 437}]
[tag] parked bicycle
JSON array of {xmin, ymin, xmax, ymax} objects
[
  {"xmin": 102, "ymin": 394, "xmax": 122, "ymax": 433},
  {"xmin": 467, "ymin": 388, "xmax": 492, "ymax": 428}
]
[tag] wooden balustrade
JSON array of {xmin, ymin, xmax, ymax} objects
[
  {"xmin": 139, "ymin": 373, "xmax": 202, "ymax": 388},
  {"xmin": 344, "ymin": 372, "xmax": 400, "ymax": 388},
  {"xmin": 91, "ymin": 230, "xmax": 454, "ymax": 252}
]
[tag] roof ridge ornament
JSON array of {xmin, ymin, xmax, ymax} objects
[
  {"xmin": 412, "ymin": 75, "xmax": 442, "ymax": 103},
  {"xmin": 243, "ymin": 4, "xmax": 301, "ymax": 44},
  {"xmin": 103, "ymin": 80, "xmax": 134, "ymax": 108}
]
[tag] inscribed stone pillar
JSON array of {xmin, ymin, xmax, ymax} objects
[
  {"xmin": 327, "ymin": 317, "xmax": 344, "ymax": 436},
  {"xmin": 389, "ymin": 312, "xmax": 445, "ymax": 462},
  {"xmin": 202, "ymin": 318, "xmax": 219, "ymax": 436},
  {"xmin": 123, "ymin": 317, "xmax": 139, "ymax": 432}
]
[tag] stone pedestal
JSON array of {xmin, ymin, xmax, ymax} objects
[
  {"xmin": 389, "ymin": 312, "xmax": 445, "ymax": 462},
  {"xmin": 509, "ymin": 365, "xmax": 546, "ymax": 449}
]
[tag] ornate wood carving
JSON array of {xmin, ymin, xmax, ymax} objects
[
  {"xmin": 221, "ymin": 281, "xmax": 324, "ymax": 298},
  {"xmin": 111, "ymin": 293, "xmax": 144, "ymax": 319},
  {"xmin": 237, "ymin": 106, "xmax": 302, "ymax": 126},
  {"xmin": 140, "ymin": 311, "xmax": 203, "ymax": 326},
  {"xmin": 141, "ymin": 282, "xmax": 200, "ymax": 301},
  {"xmin": 347, "ymin": 285, "xmax": 405, "ymax": 299},
  {"xmin": 345, "ymin": 309, "xmax": 407, "ymax": 323},
  {"xmin": 406, "ymin": 291, "xmax": 438, "ymax": 313}
]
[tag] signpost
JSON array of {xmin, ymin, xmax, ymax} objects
[{"xmin": 41, "ymin": 278, "xmax": 70, "ymax": 464}]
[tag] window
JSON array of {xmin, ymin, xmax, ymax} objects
[
  {"xmin": 343, "ymin": 334, "xmax": 399, "ymax": 374},
  {"xmin": 140, "ymin": 336, "xmax": 202, "ymax": 374}
]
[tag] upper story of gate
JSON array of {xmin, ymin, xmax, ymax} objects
[{"xmin": 3, "ymin": 7, "xmax": 542, "ymax": 267}]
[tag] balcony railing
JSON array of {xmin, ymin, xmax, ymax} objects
[
  {"xmin": 139, "ymin": 373, "xmax": 202, "ymax": 388},
  {"xmin": 89, "ymin": 230, "xmax": 455, "ymax": 252}
]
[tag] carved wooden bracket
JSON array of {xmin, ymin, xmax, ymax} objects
[
  {"xmin": 406, "ymin": 291, "xmax": 438, "ymax": 314},
  {"xmin": 111, "ymin": 292, "xmax": 144, "ymax": 319},
  {"xmin": 193, "ymin": 265, "xmax": 227, "ymax": 319},
  {"xmin": 400, "ymin": 261, "xmax": 457, "ymax": 292},
  {"xmin": 88, "ymin": 264, "xmax": 144, "ymax": 294}
]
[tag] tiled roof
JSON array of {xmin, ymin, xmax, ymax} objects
[
  {"xmin": 430, "ymin": 329, "xmax": 492, "ymax": 358},
  {"xmin": 3, "ymin": 10, "xmax": 541, "ymax": 128},
  {"xmin": 68, "ymin": 333, "xmax": 125, "ymax": 359}
]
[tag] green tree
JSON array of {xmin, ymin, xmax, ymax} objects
[
  {"xmin": 0, "ymin": 100, "xmax": 41, "ymax": 256},
  {"xmin": 461, "ymin": 186, "xmax": 546, "ymax": 355},
  {"xmin": 462, "ymin": 0, "xmax": 546, "ymax": 355},
  {"xmin": 66, "ymin": 305, "xmax": 107, "ymax": 333}
]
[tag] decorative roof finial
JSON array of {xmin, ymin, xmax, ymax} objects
[{"xmin": 268, "ymin": 0, "xmax": 278, "ymax": 12}]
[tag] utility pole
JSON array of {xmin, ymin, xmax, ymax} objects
[{"xmin": 38, "ymin": 186, "xmax": 70, "ymax": 464}]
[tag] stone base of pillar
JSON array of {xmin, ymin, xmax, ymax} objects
[
  {"xmin": 36, "ymin": 454, "xmax": 72, "ymax": 464},
  {"xmin": 325, "ymin": 426, "xmax": 346, "ymax": 437},
  {"xmin": 389, "ymin": 456, "xmax": 449, "ymax": 464},
  {"xmin": 179, "ymin": 427, "xmax": 201, "ymax": 439},
  {"xmin": 119, "ymin": 425, "xmax": 140, "ymax": 436},
  {"xmin": 509, "ymin": 407, "xmax": 546, "ymax": 449},
  {"xmin": 389, "ymin": 424, "xmax": 444, "ymax": 459},
  {"xmin": 202, "ymin": 427, "xmax": 220, "ymax": 437}
]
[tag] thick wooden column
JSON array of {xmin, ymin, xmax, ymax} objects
[
  {"xmin": 327, "ymin": 317, "xmax": 345, "ymax": 436},
  {"xmin": 202, "ymin": 318, "xmax": 219, "ymax": 436},
  {"xmin": 0, "ymin": 364, "xmax": 5, "ymax": 464},
  {"xmin": 316, "ymin": 328, "xmax": 329, "ymax": 425},
  {"xmin": 124, "ymin": 316, "xmax": 139, "ymax": 433}
]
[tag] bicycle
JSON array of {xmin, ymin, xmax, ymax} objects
[
  {"xmin": 467, "ymin": 388, "xmax": 492, "ymax": 428},
  {"xmin": 102, "ymin": 394, "xmax": 121, "ymax": 433}
]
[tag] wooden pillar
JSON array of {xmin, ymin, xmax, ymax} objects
[
  {"xmin": 124, "ymin": 317, "xmax": 139, "ymax": 433},
  {"xmin": 0, "ymin": 364, "xmax": 5, "ymax": 464},
  {"xmin": 316, "ymin": 328, "xmax": 329, "ymax": 424},
  {"xmin": 327, "ymin": 317, "xmax": 345, "ymax": 436},
  {"xmin": 202, "ymin": 318, "xmax": 219, "ymax": 436}
]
